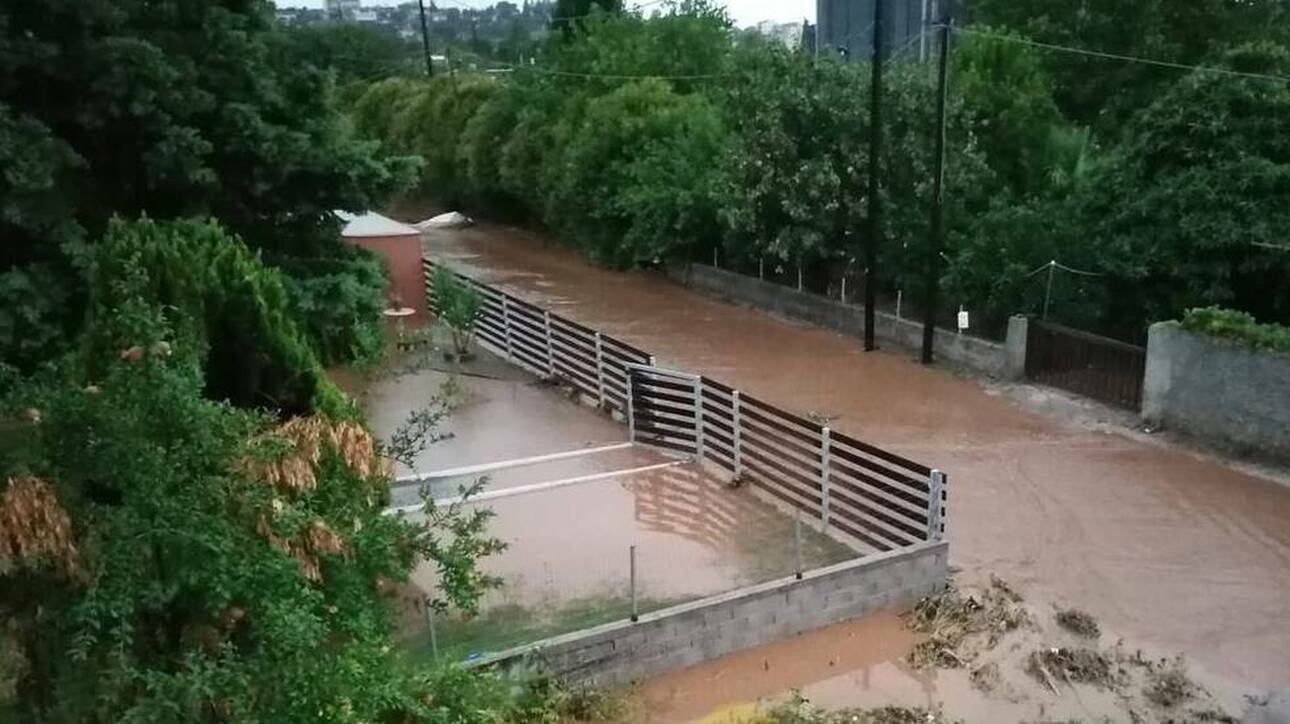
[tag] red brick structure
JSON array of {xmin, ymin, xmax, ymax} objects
[{"xmin": 339, "ymin": 211, "xmax": 425, "ymax": 322}]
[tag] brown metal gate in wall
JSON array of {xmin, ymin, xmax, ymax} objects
[{"xmin": 1025, "ymin": 320, "xmax": 1146, "ymax": 411}]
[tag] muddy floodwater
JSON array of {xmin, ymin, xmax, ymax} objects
[
  {"xmin": 413, "ymin": 220, "xmax": 1290, "ymax": 713},
  {"xmin": 358, "ymin": 338, "xmax": 854, "ymax": 659}
]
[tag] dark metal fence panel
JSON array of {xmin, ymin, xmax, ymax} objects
[
  {"xmin": 1025, "ymin": 320, "xmax": 1146, "ymax": 410},
  {"xmin": 424, "ymin": 256, "xmax": 950, "ymax": 556},
  {"xmin": 628, "ymin": 365, "xmax": 700, "ymax": 456}
]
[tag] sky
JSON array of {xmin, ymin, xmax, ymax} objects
[{"xmin": 287, "ymin": 1, "xmax": 815, "ymax": 27}]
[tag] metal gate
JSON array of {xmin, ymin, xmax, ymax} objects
[
  {"xmin": 1025, "ymin": 319, "xmax": 1146, "ymax": 410},
  {"xmin": 626, "ymin": 364, "xmax": 701, "ymax": 455}
]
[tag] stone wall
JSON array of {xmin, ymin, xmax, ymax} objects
[
  {"xmin": 476, "ymin": 540, "xmax": 949, "ymax": 686},
  {"xmin": 1143, "ymin": 322, "xmax": 1290, "ymax": 463},
  {"xmin": 667, "ymin": 264, "xmax": 1013, "ymax": 378}
]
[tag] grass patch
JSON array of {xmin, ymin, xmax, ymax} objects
[{"xmin": 410, "ymin": 594, "xmax": 693, "ymax": 663}]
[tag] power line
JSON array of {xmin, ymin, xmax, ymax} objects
[
  {"xmin": 951, "ymin": 25, "xmax": 1290, "ymax": 84},
  {"xmin": 483, "ymin": 57, "xmax": 742, "ymax": 81},
  {"xmin": 1024, "ymin": 259, "xmax": 1103, "ymax": 278}
]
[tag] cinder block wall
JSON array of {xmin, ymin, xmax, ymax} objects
[
  {"xmin": 667, "ymin": 264, "xmax": 1008, "ymax": 378},
  {"xmin": 1143, "ymin": 322, "xmax": 1290, "ymax": 463},
  {"xmin": 477, "ymin": 540, "xmax": 949, "ymax": 686}
]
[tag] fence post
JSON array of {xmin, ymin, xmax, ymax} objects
[
  {"xmin": 501, "ymin": 296, "xmax": 514, "ymax": 361},
  {"xmin": 542, "ymin": 310, "xmax": 555, "ymax": 378},
  {"xmin": 793, "ymin": 507, "xmax": 803, "ymax": 580},
  {"xmin": 820, "ymin": 427, "xmax": 831, "ymax": 531},
  {"xmin": 629, "ymin": 544, "xmax": 638, "ymax": 622},
  {"xmin": 423, "ymin": 597, "xmax": 438, "ymax": 661},
  {"xmin": 694, "ymin": 378, "xmax": 705, "ymax": 461},
  {"xmin": 625, "ymin": 366, "xmax": 636, "ymax": 441},
  {"xmin": 731, "ymin": 390, "xmax": 743, "ymax": 477},
  {"xmin": 594, "ymin": 332, "xmax": 606, "ymax": 406},
  {"xmin": 927, "ymin": 469, "xmax": 946, "ymax": 541}
]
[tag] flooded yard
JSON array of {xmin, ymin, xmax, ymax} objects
[
  {"xmin": 352, "ymin": 329, "xmax": 857, "ymax": 661},
  {"xmin": 407, "ymin": 218, "xmax": 1290, "ymax": 718}
]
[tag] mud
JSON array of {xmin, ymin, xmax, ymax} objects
[
  {"xmin": 633, "ymin": 576, "xmax": 1240, "ymax": 724},
  {"xmin": 410, "ymin": 219, "xmax": 1290, "ymax": 714}
]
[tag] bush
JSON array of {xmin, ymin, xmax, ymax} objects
[
  {"xmin": 432, "ymin": 267, "xmax": 483, "ymax": 356},
  {"xmin": 86, "ymin": 217, "xmax": 348, "ymax": 416},
  {"xmin": 1180, "ymin": 306, "xmax": 1290, "ymax": 352},
  {"xmin": 278, "ymin": 248, "xmax": 387, "ymax": 367}
]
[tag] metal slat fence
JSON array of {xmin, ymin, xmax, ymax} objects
[
  {"xmin": 692, "ymin": 378, "xmax": 945, "ymax": 554},
  {"xmin": 424, "ymin": 259, "xmax": 651, "ymax": 416},
  {"xmin": 424, "ymin": 257, "xmax": 946, "ymax": 556}
]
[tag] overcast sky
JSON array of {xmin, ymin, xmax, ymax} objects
[{"xmin": 284, "ymin": 1, "xmax": 815, "ymax": 27}]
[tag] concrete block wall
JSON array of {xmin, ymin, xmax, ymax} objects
[
  {"xmin": 476, "ymin": 540, "xmax": 949, "ymax": 686},
  {"xmin": 1143, "ymin": 322, "xmax": 1290, "ymax": 463},
  {"xmin": 668, "ymin": 264, "xmax": 1013, "ymax": 378}
]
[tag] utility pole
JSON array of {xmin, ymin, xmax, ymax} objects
[
  {"xmin": 921, "ymin": 18, "xmax": 950, "ymax": 365},
  {"xmin": 864, "ymin": 0, "xmax": 884, "ymax": 352},
  {"xmin": 919, "ymin": 0, "xmax": 929, "ymax": 61},
  {"xmin": 417, "ymin": 0, "xmax": 434, "ymax": 77}
]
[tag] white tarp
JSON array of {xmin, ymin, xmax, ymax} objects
[{"xmin": 414, "ymin": 211, "xmax": 473, "ymax": 230}]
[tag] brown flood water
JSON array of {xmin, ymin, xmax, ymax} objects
[{"xmin": 416, "ymin": 221, "xmax": 1290, "ymax": 710}]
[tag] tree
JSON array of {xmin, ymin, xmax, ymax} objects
[
  {"xmin": 0, "ymin": 232, "xmax": 504, "ymax": 721},
  {"xmin": 1081, "ymin": 42, "xmax": 1290, "ymax": 330},
  {"xmin": 551, "ymin": 0, "xmax": 624, "ymax": 40},
  {"xmin": 0, "ymin": 0, "xmax": 417, "ymax": 371},
  {"xmin": 278, "ymin": 22, "xmax": 419, "ymax": 81},
  {"xmin": 969, "ymin": 0, "xmax": 1289, "ymax": 126},
  {"xmin": 547, "ymin": 79, "xmax": 726, "ymax": 266}
]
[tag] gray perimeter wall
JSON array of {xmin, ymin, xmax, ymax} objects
[
  {"xmin": 668, "ymin": 264, "xmax": 1014, "ymax": 378},
  {"xmin": 477, "ymin": 540, "xmax": 948, "ymax": 687},
  {"xmin": 1143, "ymin": 322, "xmax": 1290, "ymax": 463}
]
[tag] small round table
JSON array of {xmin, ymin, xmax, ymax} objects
[{"xmin": 382, "ymin": 306, "xmax": 417, "ymax": 349}]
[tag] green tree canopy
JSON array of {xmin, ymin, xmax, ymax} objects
[{"xmin": 0, "ymin": 0, "xmax": 417, "ymax": 371}]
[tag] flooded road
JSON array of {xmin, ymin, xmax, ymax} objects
[{"xmin": 418, "ymin": 221, "xmax": 1290, "ymax": 707}]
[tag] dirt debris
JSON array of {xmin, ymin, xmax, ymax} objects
[
  {"xmin": 1054, "ymin": 608, "xmax": 1101, "ymax": 639},
  {"xmin": 1143, "ymin": 657, "xmax": 1195, "ymax": 709},
  {"xmin": 905, "ymin": 578, "xmax": 1032, "ymax": 669},
  {"xmin": 897, "ymin": 576, "xmax": 1237, "ymax": 723},
  {"xmin": 1026, "ymin": 647, "xmax": 1118, "ymax": 690},
  {"xmin": 969, "ymin": 661, "xmax": 1002, "ymax": 693},
  {"xmin": 760, "ymin": 694, "xmax": 960, "ymax": 723}
]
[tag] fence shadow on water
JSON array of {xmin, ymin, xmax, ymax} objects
[{"xmin": 400, "ymin": 462, "xmax": 855, "ymax": 662}]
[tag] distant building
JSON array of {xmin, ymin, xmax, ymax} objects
[
  {"xmin": 325, "ymin": 0, "xmax": 362, "ymax": 20},
  {"xmin": 815, "ymin": 0, "xmax": 964, "ymax": 60},
  {"xmin": 751, "ymin": 19, "xmax": 807, "ymax": 50}
]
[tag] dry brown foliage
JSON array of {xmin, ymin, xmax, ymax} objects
[
  {"xmin": 238, "ymin": 416, "xmax": 391, "ymax": 494},
  {"xmin": 906, "ymin": 578, "xmax": 1033, "ymax": 669},
  {"xmin": 0, "ymin": 476, "xmax": 79, "ymax": 578},
  {"xmin": 256, "ymin": 516, "xmax": 350, "ymax": 582}
]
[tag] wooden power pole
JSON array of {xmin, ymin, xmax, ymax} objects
[
  {"xmin": 865, "ymin": 0, "xmax": 885, "ymax": 352},
  {"xmin": 417, "ymin": 0, "xmax": 434, "ymax": 77},
  {"xmin": 921, "ymin": 19, "xmax": 950, "ymax": 365}
]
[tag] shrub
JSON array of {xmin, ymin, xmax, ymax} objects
[
  {"xmin": 432, "ymin": 267, "xmax": 483, "ymax": 356},
  {"xmin": 1180, "ymin": 306, "xmax": 1290, "ymax": 352}
]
